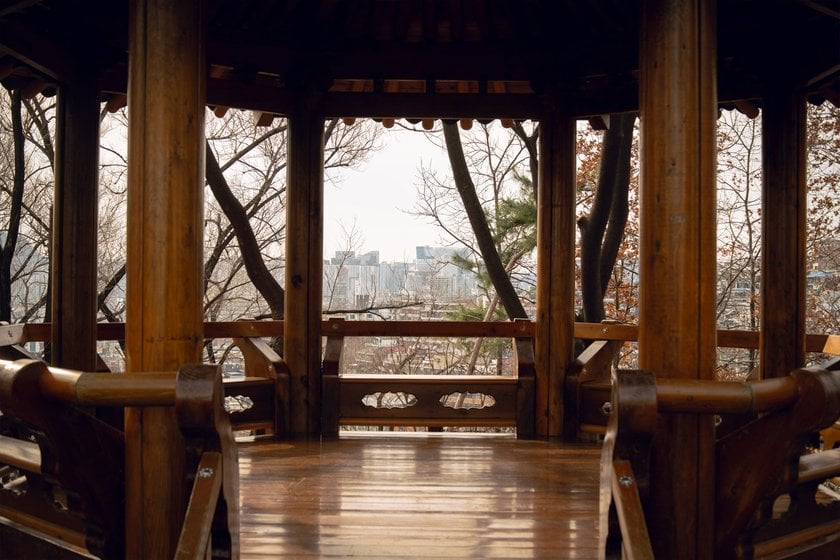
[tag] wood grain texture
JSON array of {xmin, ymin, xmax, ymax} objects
[
  {"xmin": 638, "ymin": 1, "xmax": 718, "ymax": 557},
  {"xmin": 535, "ymin": 110, "xmax": 577, "ymax": 437},
  {"xmin": 238, "ymin": 435, "xmax": 601, "ymax": 559},
  {"xmin": 233, "ymin": 336, "xmax": 290, "ymax": 435},
  {"xmin": 125, "ymin": 1, "xmax": 207, "ymax": 557},
  {"xmin": 760, "ymin": 84, "xmax": 807, "ymax": 379},
  {"xmin": 175, "ymin": 363, "xmax": 240, "ymax": 559},
  {"xmin": 284, "ymin": 108, "xmax": 325, "ymax": 435},
  {"xmin": 0, "ymin": 359, "xmax": 125, "ymax": 557},
  {"xmin": 51, "ymin": 69, "xmax": 100, "ymax": 371},
  {"xmin": 176, "ymin": 452, "xmax": 222, "ymax": 560}
]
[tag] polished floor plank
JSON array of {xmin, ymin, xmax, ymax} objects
[{"xmin": 238, "ymin": 434, "xmax": 602, "ymax": 559}]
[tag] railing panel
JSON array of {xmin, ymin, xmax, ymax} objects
[{"xmin": 337, "ymin": 375, "xmax": 518, "ymax": 427}]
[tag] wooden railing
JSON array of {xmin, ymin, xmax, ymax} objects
[
  {"xmin": 0, "ymin": 359, "xmax": 238, "ymax": 559},
  {"xmin": 602, "ymin": 358, "xmax": 840, "ymax": 559},
  {"xmin": 565, "ymin": 323, "xmax": 840, "ymax": 440},
  {"xmin": 2, "ymin": 320, "xmax": 837, "ymax": 352},
  {"xmin": 1, "ymin": 320, "xmax": 838, "ymax": 440},
  {"xmin": 321, "ymin": 318, "xmax": 536, "ymax": 435}
]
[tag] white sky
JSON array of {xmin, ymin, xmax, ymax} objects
[{"xmin": 324, "ymin": 125, "xmax": 451, "ymax": 263}]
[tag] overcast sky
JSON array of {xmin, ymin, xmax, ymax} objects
[{"xmin": 324, "ymin": 125, "xmax": 451, "ymax": 263}]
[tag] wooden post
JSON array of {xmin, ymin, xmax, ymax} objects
[
  {"xmin": 638, "ymin": 1, "xmax": 717, "ymax": 558},
  {"xmin": 535, "ymin": 108, "xmax": 576, "ymax": 437},
  {"xmin": 51, "ymin": 69, "xmax": 100, "ymax": 371},
  {"xmin": 125, "ymin": 1, "xmax": 206, "ymax": 557},
  {"xmin": 760, "ymin": 85, "xmax": 807, "ymax": 379},
  {"xmin": 285, "ymin": 104, "xmax": 324, "ymax": 435}
]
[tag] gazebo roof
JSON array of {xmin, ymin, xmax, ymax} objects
[{"xmin": 1, "ymin": 1, "xmax": 838, "ymax": 118}]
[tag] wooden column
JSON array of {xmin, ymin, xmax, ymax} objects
[
  {"xmin": 638, "ymin": 1, "xmax": 717, "ymax": 558},
  {"xmin": 760, "ymin": 85, "xmax": 806, "ymax": 379},
  {"xmin": 535, "ymin": 108, "xmax": 577, "ymax": 437},
  {"xmin": 285, "ymin": 105, "xmax": 324, "ymax": 435},
  {"xmin": 51, "ymin": 69, "xmax": 100, "ymax": 370},
  {"xmin": 125, "ymin": 1, "xmax": 205, "ymax": 557}
]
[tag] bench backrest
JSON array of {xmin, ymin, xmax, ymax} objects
[
  {"xmin": 0, "ymin": 359, "xmax": 239, "ymax": 559},
  {"xmin": 602, "ymin": 358, "xmax": 840, "ymax": 559}
]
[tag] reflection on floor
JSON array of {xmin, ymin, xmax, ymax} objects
[{"xmin": 238, "ymin": 433, "xmax": 601, "ymax": 559}]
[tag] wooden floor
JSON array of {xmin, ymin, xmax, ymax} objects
[{"xmin": 238, "ymin": 433, "xmax": 603, "ymax": 559}]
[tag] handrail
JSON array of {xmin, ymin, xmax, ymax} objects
[
  {"xmin": 0, "ymin": 433, "xmax": 41, "ymax": 473},
  {"xmin": 798, "ymin": 448, "xmax": 840, "ymax": 485},
  {"xmin": 3, "ymin": 321, "xmax": 837, "ymax": 354},
  {"xmin": 0, "ymin": 358, "xmax": 238, "ymax": 559},
  {"xmin": 655, "ymin": 376, "xmax": 800, "ymax": 415},
  {"xmin": 611, "ymin": 459, "xmax": 654, "ymax": 560},
  {"xmin": 604, "ymin": 365, "xmax": 840, "ymax": 558},
  {"xmin": 0, "ymin": 359, "xmax": 178, "ymax": 406},
  {"xmin": 41, "ymin": 368, "xmax": 178, "ymax": 406},
  {"xmin": 176, "ymin": 451, "xmax": 223, "ymax": 560}
]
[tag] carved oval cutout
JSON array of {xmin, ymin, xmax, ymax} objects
[
  {"xmin": 224, "ymin": 395, "xmax": 254, "ymax": 414},
  {"xmin": 439, "ymin": 392, "xmax": 496, "ymax": 410},
  {"xmin": 362, "ymin": 391, "xmax": 418, "ymax": 409}
]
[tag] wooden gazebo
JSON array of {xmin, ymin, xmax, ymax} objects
[{"xmin": 1, "ymin": 1, "xmax": 839, "ymax": 558}]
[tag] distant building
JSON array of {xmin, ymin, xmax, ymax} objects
[{"xmin": 322, "ymin": 246, "xmax": 478, "ymax": 311}]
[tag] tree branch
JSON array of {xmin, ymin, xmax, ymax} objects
[
  {"xmin": 205, "ymin": 142, "xmax": 285, "ymax": 318},
  {"xmin": 443, "ymin": 122, "xmax": 527, "ymax": 320}
]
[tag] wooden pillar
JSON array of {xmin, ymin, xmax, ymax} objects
[
  {"xmin": 638, "ymin": 1, "xmax": 717, "ymax": 558},
  {"xmin": 285, "ymin": 105, "xmax": 324, "ymax": 436},
  {"xmin": 760, "ymin": 85, "xmax": 807, "ymax": 378},
  {"xmin": 535, "ymin": 108, "xmax": 577, "ymax": 437},
  {"xmin": 125, "ymin": 1, "xmax": 205, "ymax": 557},
  {"xmin": 51, "ymin": 69, "xmax": 100, "ymax": 370}
]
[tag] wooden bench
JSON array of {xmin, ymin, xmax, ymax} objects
[
  {"xmin": 564, "ymin": 334, "xmax": 624, "ymax": 440},
  {"xmin": 321, "ymin": 319, "xmax": 535, "ymax": 436},
  {"xmin": 0, "ymin": 322, "xmax": 289, "ymax": 439},
  {"xmin": 226, "ymin": 336, "xmax": 290, "ymax": 436},
  {"xmin": 602, "ymin": 357, "xmax": 840, "ymax": 559},
  {"xmin": 0, "ymin": 358, "xmax": 239, "ymax": 559}
]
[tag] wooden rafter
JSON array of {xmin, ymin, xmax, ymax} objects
[
  {"xmin": 0, "ymin": 0, "xmax": 40, "ymax": 18},
  {"xmin": 0, "ymin": 20, "xmax": 74, "ymax": 82}
]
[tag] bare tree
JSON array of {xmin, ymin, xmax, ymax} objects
[
  {"xmin": 0, "ymin": 91, "xmax": 54, "ymax": 324},
  {"xmin": 577, "ymin": 114, "xmax": 635, "ymax": 324}
]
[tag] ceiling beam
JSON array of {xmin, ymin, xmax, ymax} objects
[
  {"xmin": 206, "ymin": 77, "xmax": 545, "ymax": 119},
  {"xmin": 795, "ymin": 0, "xmax": 840, "ymax": 20},
  {"xmin": 0, "ymin": 0, "xmax": 40, "ymax": 18},
  {"xmin": 0, "ymin": 20, "xmax": 75, "ymax": 82},
  {"xmin": 207, "ymin": 41, "xmax": 568, "ymax": 83}
]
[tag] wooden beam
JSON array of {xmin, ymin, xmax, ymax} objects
[
  {"xmin": 51, "ymin": 69, "xmax": 100, "ymax": 371},
  {"xmin": 0, "ymin": 1, "xmax": 40, "ymax": 18},
  {"xmin": 6, "ymin": 320, "xmax": 838, "ymax": 361},
  {"xmin": 207, "ymin": 42, "xmax": 548, "ymax": 83},
  {"xmin": 204, "ymin": 77, "xmax": 546, "ymax": 120},
  {"xmin": 105, "ymin": 93, "xmax": 127, "ymax": 113},
  {"xmin": 0, "ymin": 20, "xmax": 75, "ymax": 82},
  {"xmin": 535, "ymin": 107, "xmax": 577, "ymax": 437},
  {"xmin": 760, "ymin": 83, "xmax": 807, "ymax": 378},
  {"xmin": 125, "ymin": 1, "xmax": 206, "ymax": 558},
  {"xmin": 285, "ymin": 101, "xmax": 324, "ymax": 435},
  {"xmin": 638, "ymin": 0, "xmax": 718, "ymax": 557}
]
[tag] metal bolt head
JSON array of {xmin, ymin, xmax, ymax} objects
[
  {"xmin": 618, "ymin": 475, "xmax": 634, "ymax": 487},
  {"xmin": 198, "ymin": 467, "xmax": 215, "ymax": 478}
]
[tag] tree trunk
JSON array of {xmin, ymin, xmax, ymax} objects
[
  {"xmin": 205, "ymin": 142, "xmax": 285, "ymax": 318},
  {"xmin": 443, "ymin": 123, "xmax": 527, "ymax": 320},
  {"xmin": 577, "ymin": 114, "xmax": 635, "ymax": 323},
  {"xmin": 0, "ymin": 90, "xmax": 25, "ymax": 322}
]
